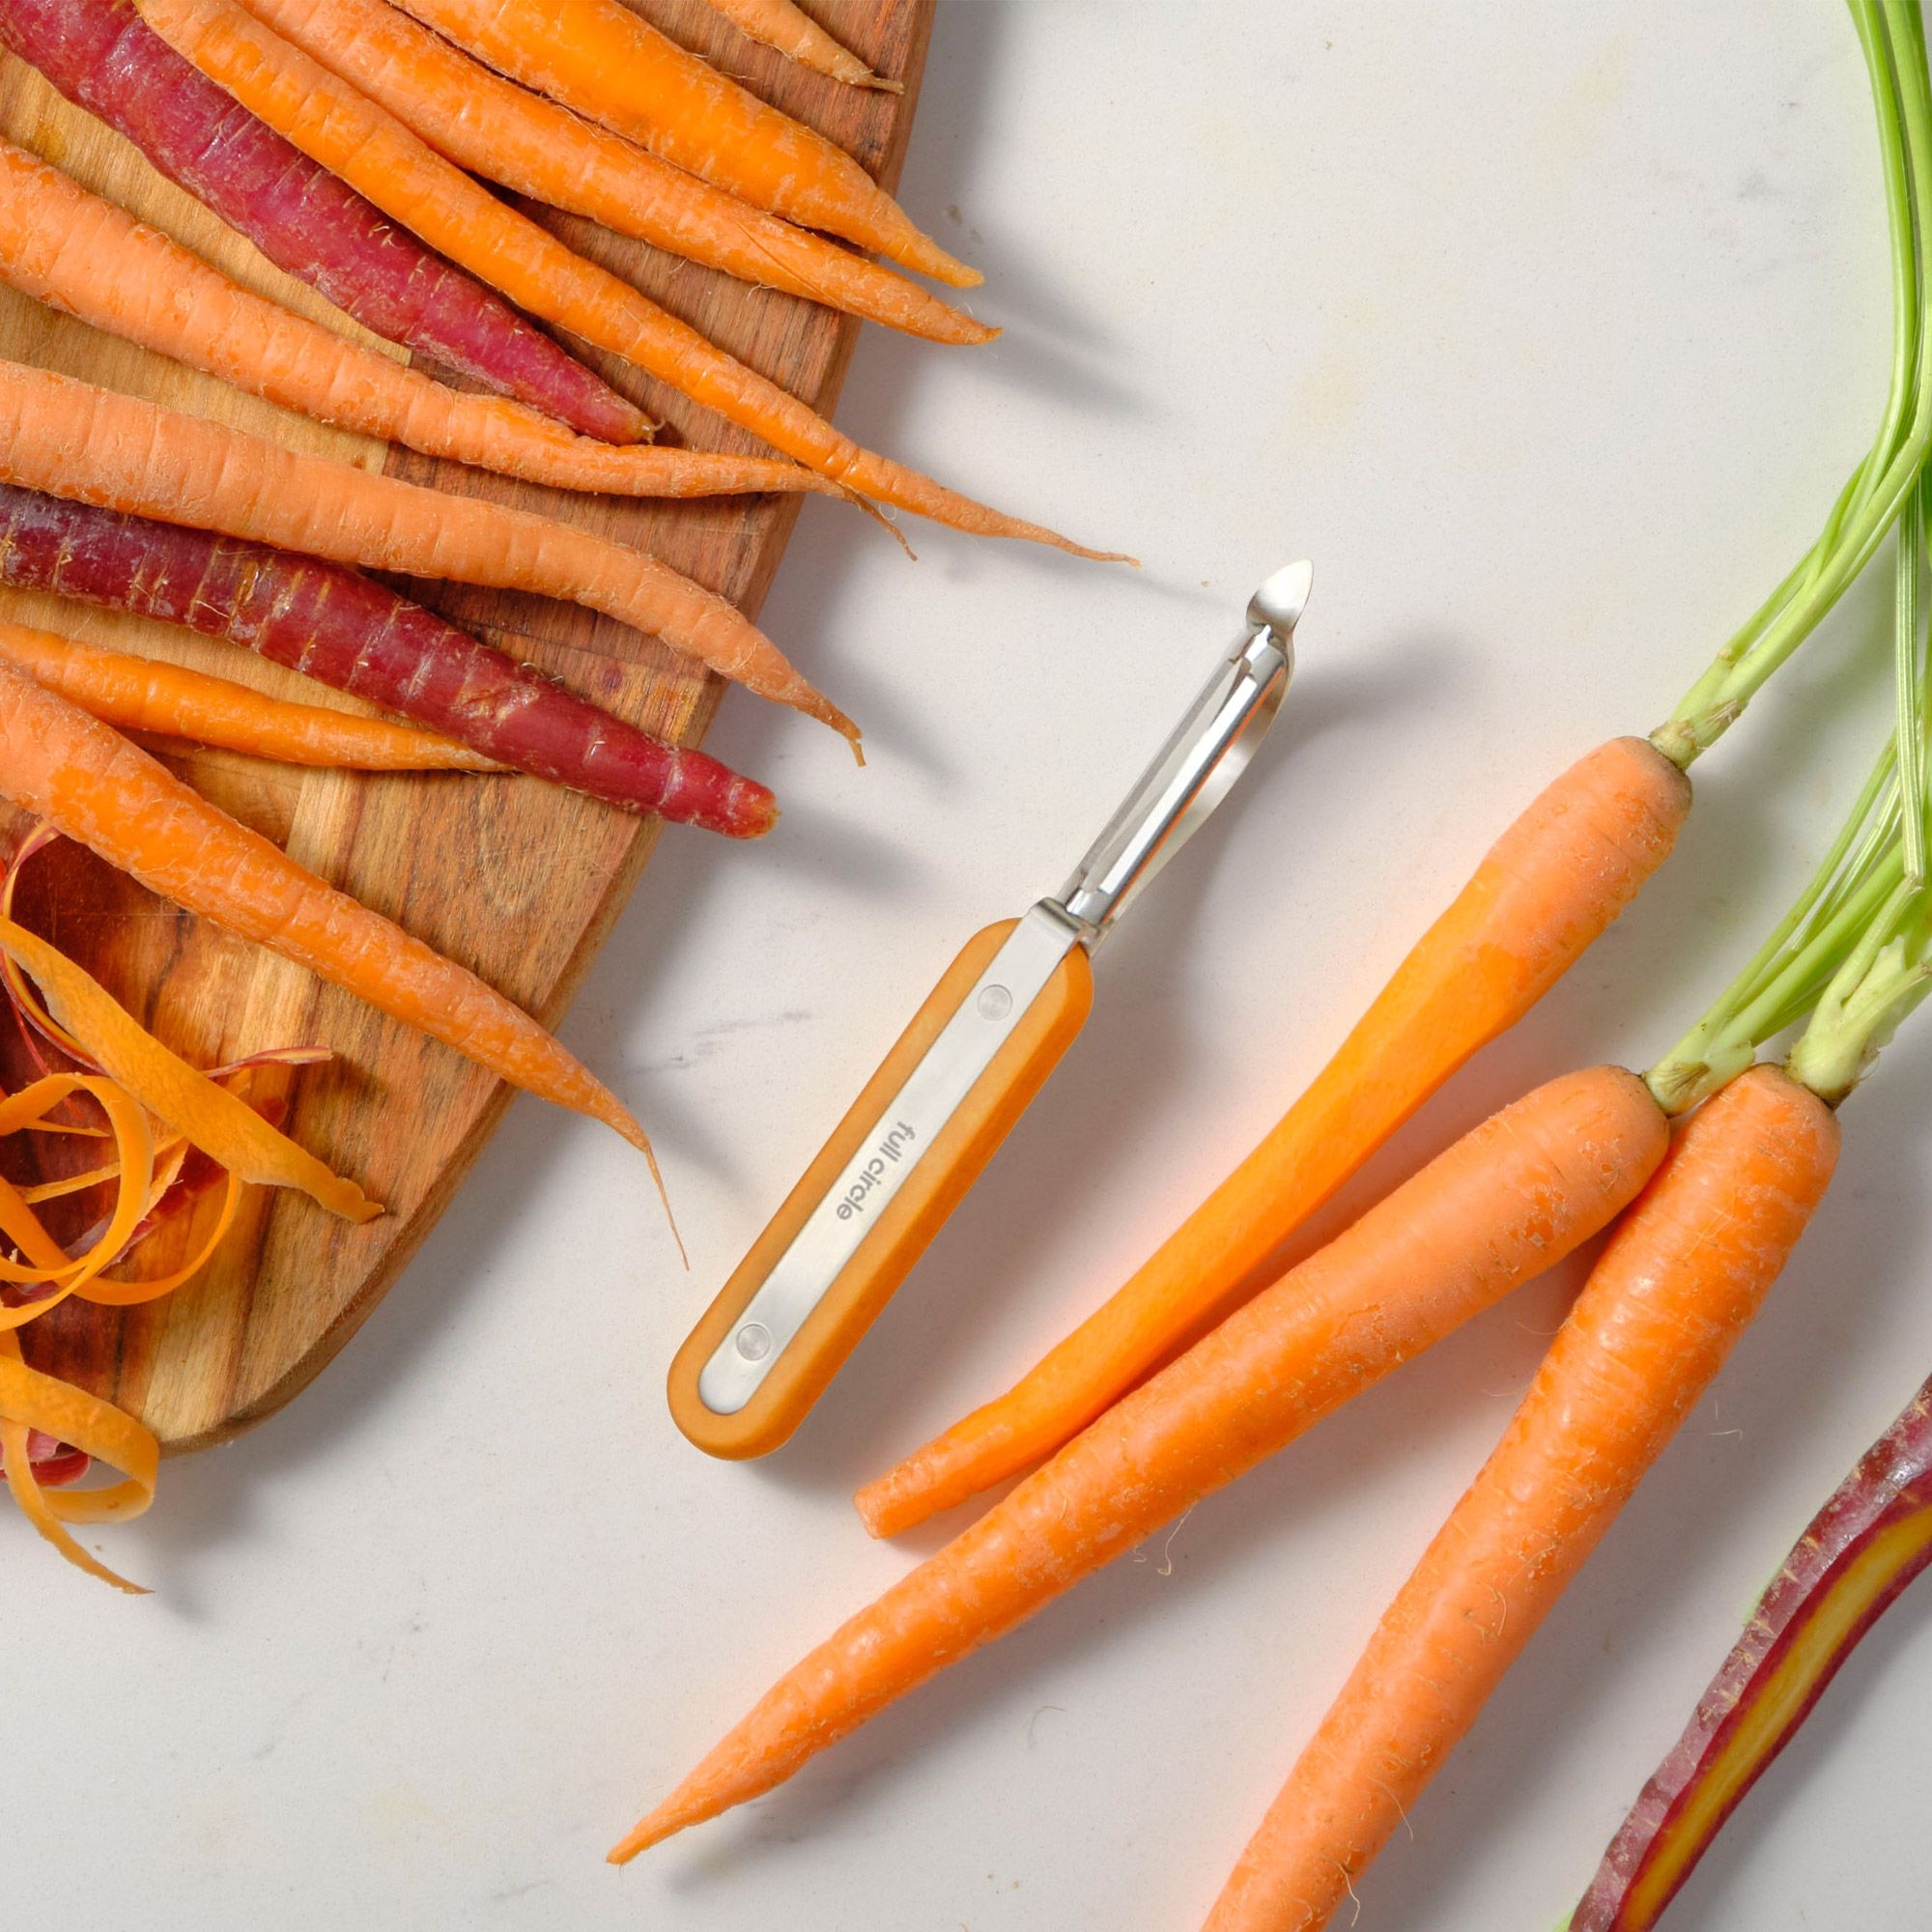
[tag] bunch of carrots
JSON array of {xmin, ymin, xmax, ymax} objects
[
  {"xmin": 0, "ymin": 0, "xmax": 1132, "ymax": 1575},
  {"xmin": 612, "ymin": 3, "xmax": 1932, "ymax": 1926}
]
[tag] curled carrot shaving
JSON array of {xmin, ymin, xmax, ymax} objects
[
  {"xmin": 0, "ymin": 1073, "xmax": 153, "ymax": 1326},
  {"xmin": 0, "ymin": 1331, "xmax": 157, "ymax": 1593},
  {"xmin": 0, "ymin": 842, "xmax": 383, "ymax": 1587},
  {"xmin": 0, "ymin": 916, "xmax": 380, "ymax": 1223},
  {"xmin": 79, "ymin": 1171, "xmax": 244, "ymax": 1307}
]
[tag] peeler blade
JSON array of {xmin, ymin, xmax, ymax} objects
[{"xmin": 1055, "ymin": 560, "xmax": 1309, "ymax": 941}]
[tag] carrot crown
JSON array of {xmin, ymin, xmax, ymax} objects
[
  {"xmin": 1648, "ymin": 650, "xmax": 1932, "ymax": 1112},
  {"xmin": 1650, "ymin": 502, "xmax": 1932, "ymax": 1112},
  {"xmin": 1653, "ymin": 0, "xmax": 1932, "ymax": 770}
]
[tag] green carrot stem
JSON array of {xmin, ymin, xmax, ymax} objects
[
  {"xmin": 1787, "ymin": 906, "xmax": 1932, "ymax": 1101},
  {"xmin": 1899, "ymin": 476, "xmax": 1927, "ymax": 879},
  {"xmin": 1663, "ymin": 742, "xmax": 1896, "ymax": 1053},
  {"xmin": 1657, "ymin": 0, "xmax": 1928, "ymax": 762}
]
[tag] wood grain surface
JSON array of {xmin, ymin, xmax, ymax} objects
[{"xmin": 0, "ymin": 0, "xmax": 936, "ymax": 1449}]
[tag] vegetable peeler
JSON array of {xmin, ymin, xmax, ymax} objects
[{"xmin": 668, "ymin": 562, "xmax": 1312, "ymax": 1459}]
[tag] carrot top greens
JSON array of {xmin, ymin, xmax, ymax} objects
[
  {"xmin": 1648, "ymin": 439, "xmax": 1932, "ymax": 1112},
  {"xmin": 1647, "ymin": 541, "xmax": 1932, "ymax": 1111},
  {"xmin": 1646, "ymin": 0, "xmax": 1932, "ymax": 1112},
  {"xmin": 1656, "ymin": 0, "xmax": 1932, "ymax": 769}
]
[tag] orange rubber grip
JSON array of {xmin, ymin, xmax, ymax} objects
[{"xmin": 668, "ymin": 918, "xmax": 1094, "ymax": 1459}]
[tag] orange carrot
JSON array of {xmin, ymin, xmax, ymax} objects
[
  {"xmin": 857, "ymin": 735, "xmax": 1692, "ymax": 1537},
  {"xmin": 140, "ymin": 0, "xmax": 1121, "ymax": 559},
  {"xmin": 0, "ymin": 358, "xmax": 852, "ymax": 741},
  {"xmin": 0, "ymin": 620, "xmax": 498, "ymax": 770},
  {"xmin": 1202, "ymin": 1065, "xmax": 1839, "ymax": 1932},
  {"xmin": 389, "ymin": 0, "xmax": 971, "ymax": 284},
  {"xmin": 0, "ymin": 662, "xmax": 664, "ymax": 1179},
  {"xmin": 0, "ymin": 135, "xmax": 864, "ymax": 498},
  {"xmin": 697, "ymin": 0, "xmax": 900, "ymax": 91},
  {"xmin": 610, "ymin": 1065, "xmax": 1669, "ymax": 1860},
  {"xmin": 222, "ymin": 0, "xmax": 983, "ymax": 345}
]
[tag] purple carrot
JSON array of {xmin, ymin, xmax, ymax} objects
[
  {"xmin": 1573, "ymin": 1373, "xmax": 1932, "ymax": 1930},
  {"xmin": 0, "ymin": 0, "xmax": 647, "ymax": 443},
  {"xmin": 0, "ymin": 481, "xmax": 775, "ymax": 838}
]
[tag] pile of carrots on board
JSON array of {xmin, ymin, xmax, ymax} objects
[
  {"xmin": 610, "ymin": 4, "xmax": 1932, "ymax": 1928},
  {"xmin": 0, "ymin": 0, "xmax": 1121, "ymax": 1577}
]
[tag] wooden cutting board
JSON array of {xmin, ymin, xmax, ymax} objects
[{"xmin": 0, "ymin": 0, "xmax": 936, "ymax": 1450}]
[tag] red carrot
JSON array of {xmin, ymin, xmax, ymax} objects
[
  {"xmin": 0, "ymin": 0, "xmax": 648, "ymax": 442},
  {"xmin": 1573, "ymin": 1369, "xmax": 1932, "ymax": 1931},
  {"xmin": 0, "ymin": 482, "xmax": 776, "ymax": 837}
]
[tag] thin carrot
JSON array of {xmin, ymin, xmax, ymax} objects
[
  {"xmin": 1572, "ymin": 1367, "xmax": 1932, "ymax": 1932},
  {"xmin": 225, "ymin": 0, "xmax": 983, "ymax": 345},
  {"xmin": 0, "ymin": 0, "xmax": 649, "ymax": 442},
  {"xmin": 0, "ymin": 663, "xmax": 666, "ymax": 1181},
  {"xmin": 0, "ymin": 138, "xmax": 883, "ymax": 496},
  {"xmin": 0, "ymin": 484, "xmax": 779, "ymax": 837},
  {"xmin": 0, "ymin": 359, "xmax": 851, "ymax": 742},
  {"xmin": 0, "ymin": 620, "xmax": 497, "ymax": 770},
  {"xmin": 609, "ymin": 1065, "xmax": 1669, "ymax": 1860},
  {"xmin": 856, "ymin": 735, "xmax": 1692, "ymax": 1536},
  {"xmin": 696, "ymin": 0, "xmax": 901, "ymax": 91},
  {"xmin": 1202, "ymin": 1065, "xmax": 1839, "ymax": 1932},
  {"xmin": 389, "ymin": 0, "xmax": 971, "ymax": 285},
  {"xmin": 140, "ymin": 0, "xmax": 1121, "ymax": 558}
]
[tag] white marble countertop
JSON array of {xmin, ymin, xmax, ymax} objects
[{"xmin": 14, "ymin": 4, "xmax": 1932, "ymax": 1927}]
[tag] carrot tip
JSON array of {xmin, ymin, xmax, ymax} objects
[
  {"xmin": 1032, "ymin": 533, "xmax": 1138, "ymax": 564},
  {"xmin": 641, "ymin": 1141, "xmax": 687, "ymax": 1268},
  {"xmin": 599, "ymin": 1099, "xmax": 683, "ymax": 1261},
  {"xmin": 899, "ymin": 236, "xmax": 982, "ymax": 288},
  {"xmin": 608, "ymin": 1808, "xmax": 677, "ymax": 1862},
  {"xmin": 849, "ymin": 494, "xmax": 917, "ymax": 558},
  {"xmin": 719, "ymin": 777, "xmax": 780, "ymax": 839},
  {"xmin": 807, "ymin": 692, "xmax": 864, "ymax": 746}
]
